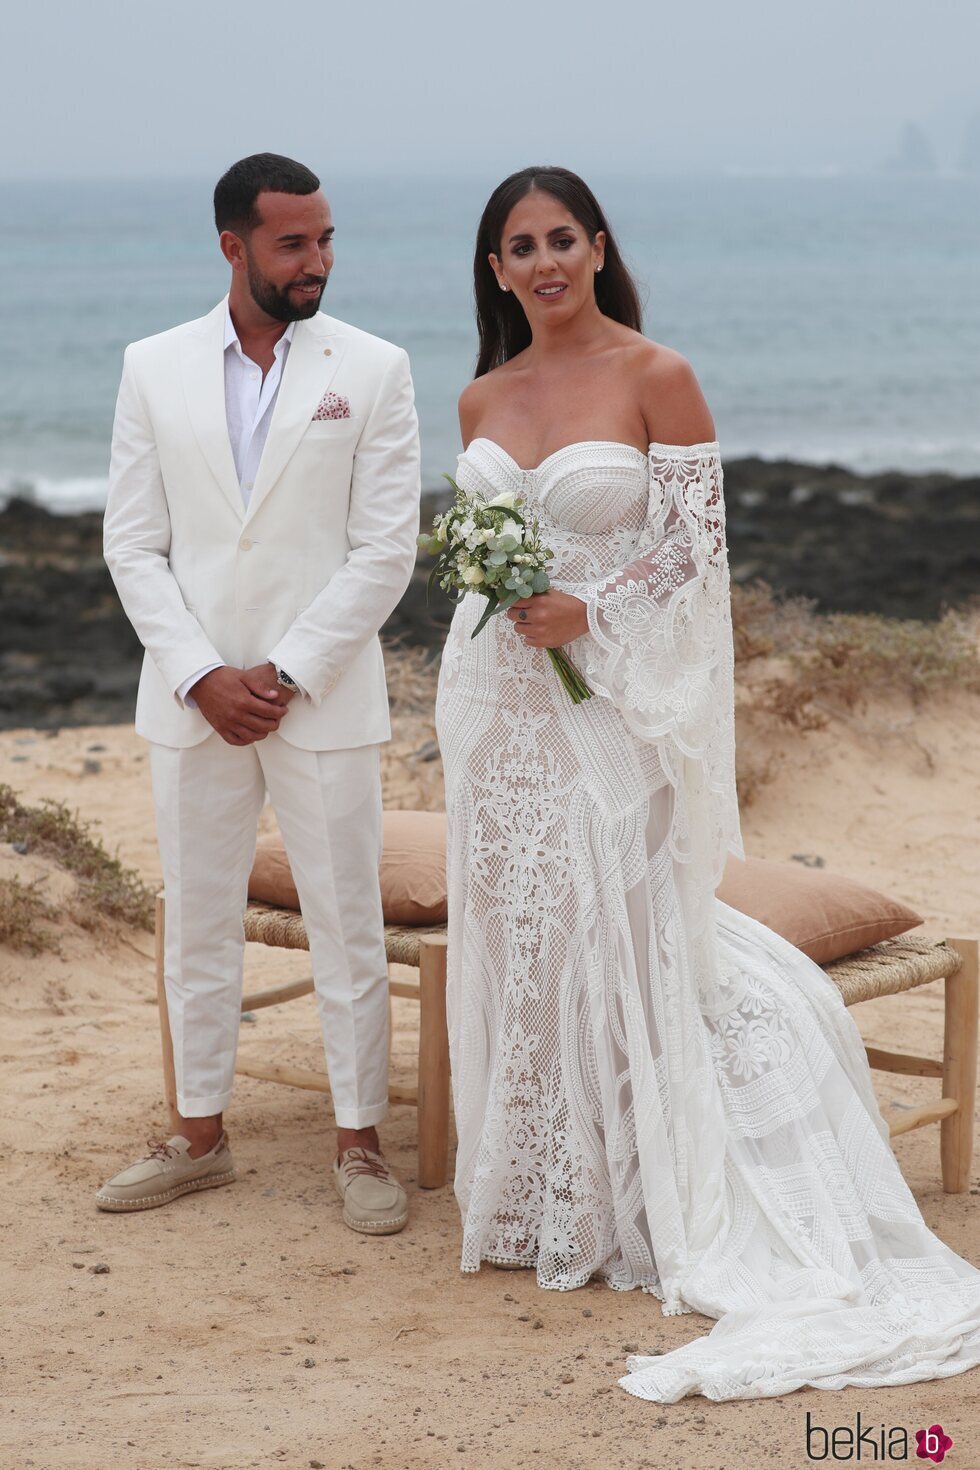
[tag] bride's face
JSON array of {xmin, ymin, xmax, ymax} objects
[{"xmin": 489, "ymin": 189, "xmax": 604, "ymax": 324}]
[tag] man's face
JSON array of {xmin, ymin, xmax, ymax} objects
[{"xmin": 235, "ymin": 189, "xmax": 335, "ymax": 322}]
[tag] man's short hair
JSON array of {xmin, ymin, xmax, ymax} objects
[{"xmin": 213, "ymin": 153, "xmax": 320, "ymax": 236}]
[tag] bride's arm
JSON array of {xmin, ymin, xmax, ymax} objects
[
  {"xmin": 577, "ymin": 352, "xmax": 730, "ymax": 754},
  {"xmin": 579, "ymin": 439, "xmax": 728, "ymax": 746},
  {"xmin": 581, "ymin": 357, "xmax": 743, "ymax": 881}
]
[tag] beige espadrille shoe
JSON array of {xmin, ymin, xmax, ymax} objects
[
  {"xmin": 333, "ymin": 1146, "xmax": 408, "ymax": 1235},
  {"xmin": 95, "ymin": 1131, "xmax": 236, "ymax": 1212}
]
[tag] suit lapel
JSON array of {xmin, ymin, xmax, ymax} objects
[
  {"xmin": 243, "ymin": 315, "xmax": 348, "ymax": 527},
  {"xmin": 180, "ymin": 298, "xmax": 244, "ymax": 522}
]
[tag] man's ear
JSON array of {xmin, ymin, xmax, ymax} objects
[{"xmin": 219, "ymin": 229, "xmax": 247, "ymax": 273}]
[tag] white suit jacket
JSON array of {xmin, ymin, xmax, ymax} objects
[{"xmin": 103, "ymin": 297, "xmax": 421, "ymax": 750}]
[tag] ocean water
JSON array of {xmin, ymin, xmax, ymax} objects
[{"xmin": 1, "ymin": 173, "xmax": 978, "ymax": 514}]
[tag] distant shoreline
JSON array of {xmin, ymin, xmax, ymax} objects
[{"xmin": 1, "ymin": 455, "xmax": 977, "ymax": 732}]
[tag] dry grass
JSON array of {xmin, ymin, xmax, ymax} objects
[
  {"xmin": 730, "ymin": 579, "xmax": 821, "ymax": 665},
  {"xmin": 0, "ymin": 784, "xmax": 155, "ymax": 931},
  {"xmin": 734, "ymin": 583, "xmax": 980, "ymax": 802},
  {"xmin": 382, "ymin": 637, "xmax": 441, "ymax": 719},
  {"xmin": 788, "ymin": 606, "xmax": 980, "ymax": 707},
  {"xmin": 732, "ymin": 581, "xmax": 980, "ymax": 712},
  {"xmin": 0, "ymin": 874, "xmax": 62, "ymax": 955},
  {"xmin": 380, "ymin": 639, "xmax": 445, "ymax": 813}
]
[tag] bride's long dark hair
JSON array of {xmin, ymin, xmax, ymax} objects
[{"xmin": 473, "ymin": 166, "xmax": 643, "ymax": 378}]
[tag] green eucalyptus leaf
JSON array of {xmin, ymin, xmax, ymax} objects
[{"xmin": 470, "ymin": 592, "xmax": 501, "ymax": 639}]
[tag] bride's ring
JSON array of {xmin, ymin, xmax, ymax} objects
[{"xmin": 518, "ymin": 610, "xmax": 528, "ymax": 621}]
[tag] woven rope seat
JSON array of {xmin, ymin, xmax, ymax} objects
[
  {"xmin": 243, "ymin": 901, "xmax": 432, "ymax": 967},
  {"xmin": 823, "ymin": 933, "xmax": 962, "ymax": 1006},
  {"xmin": 240, "ymin": 906, "xmax": 960, "ymax": 1005}
]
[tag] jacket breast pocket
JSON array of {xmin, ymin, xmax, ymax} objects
[{"xmin": 304, "ymin": 417, "xmax": 361, "ymax": 440}]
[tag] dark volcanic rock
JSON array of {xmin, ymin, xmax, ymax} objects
[
  {"xmin": 721, "ymin": 458, "xmax": 979, "ymax": 618},
  {"xmin": 0, "ymin": 459, "xmax": 977, "ymax": 730}
]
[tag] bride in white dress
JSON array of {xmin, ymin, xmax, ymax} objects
[{"xmin": 433, "ymin": 164, "xmax": 980, "ymax": 1402}]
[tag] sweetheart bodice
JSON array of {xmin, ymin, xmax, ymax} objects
[{"xmin": 456, "ymin": 437, "xmax": 651, "ymax": 538}]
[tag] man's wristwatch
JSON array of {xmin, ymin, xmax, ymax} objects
[{"xmin": 273, "ymin": 665, "xmax": 297, "ymax": 690}]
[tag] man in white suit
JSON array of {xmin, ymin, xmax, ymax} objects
[{"xmin": 97, "ymin": 154, "xmax": 421, "ymax": 1233}]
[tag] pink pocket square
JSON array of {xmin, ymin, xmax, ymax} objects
[{"xmin": 312, "ymin": 391, "xmax": 351, "ymax": 421}]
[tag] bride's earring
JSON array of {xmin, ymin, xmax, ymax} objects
[{"xmin": 500, "ymin": 282, "xmax": 510, "ymax": 292}]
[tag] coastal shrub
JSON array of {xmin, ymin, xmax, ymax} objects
[
  {"xmin": 0, "ymin": 875, "xmax": 61, "ymax": 955},
  {"xmin": 730, "ymin": 579, "xmax": 820, "ymax": 664},
  {"xmin": 787, "ymin": 605, "xmax": 980, "ymax": 708},
  {"xmin": 0, "ymin": 785, "xmax": 154, "ymax": 931},
  {"xmin": 382, "ymin": 638, "xmax": 441, "ymax": 718},
  {"xmin": 732, "ymin": 581, "xmax": 980, "ymax": 712}
]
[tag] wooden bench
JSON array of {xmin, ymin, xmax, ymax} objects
[{"xmin": 155, "ymin": 897, "xmax": 977, "ymax": 1194}]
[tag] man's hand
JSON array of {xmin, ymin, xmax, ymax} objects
[
  {"xmin": 190, "ymin": 665, "xmax": 292, "ymax": 746},
  {"xmin": 504, "ymin": 590, "xmax": 589, "ymax": 648},
  {"xmin": 242, "ymin": 661, "xmax": 298, "ymax": 707}
]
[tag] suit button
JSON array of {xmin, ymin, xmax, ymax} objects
[
  {"xmin": 240, "ymin": 536, "xmax": 253, "ymax": 550},
  {"xmin": 323, "ymin": 347, "xmax": 332, "ymax": 356}
]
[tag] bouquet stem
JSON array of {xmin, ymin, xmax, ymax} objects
[{"xmin": 547, "ymin": 647, "xmax": 592, "ymax": 703}]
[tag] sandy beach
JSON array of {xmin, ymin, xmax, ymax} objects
[{"xmin": 2, "ymin": 643, "xmax": 979, "ymax": 1470}]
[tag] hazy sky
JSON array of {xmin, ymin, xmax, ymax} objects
[{"xmin": 2, "ymin": 0, "xmax": 977, "ymax": 180}]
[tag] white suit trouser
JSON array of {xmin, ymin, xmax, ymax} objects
[{"xmin": 149, "ymin": 731, "xmax": 389, "ymax": 1128}]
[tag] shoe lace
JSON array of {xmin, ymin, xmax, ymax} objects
[
  {"xmin": 144, "ymin": 1138, "xmax": 179, "ymax": 1163},
  {"xmin": 339, "ymin": 1146, "xmax": 390, "ymax": 1180}
]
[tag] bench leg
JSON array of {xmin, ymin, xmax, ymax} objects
[
  {"xmin": 417, "ymin": 934, "xmax": 450, "ymax": 1189},
  {"xmin": 155, "ymin": 893, "xmax": 180, "ymax": 1133},
  {"xmin": 941, "ymin": 937, "xmax": 978, "ymax": 1193}
]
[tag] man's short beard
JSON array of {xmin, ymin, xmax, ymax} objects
[{"xmin": 246, "ymin": 254, "xmax": 324, "ymax": 322}]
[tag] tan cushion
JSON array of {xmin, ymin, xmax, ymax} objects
[
  {"xmin": 248, "ymin": 810, "xmax": 448, "ymax": 926},
  {"xmin": 716, "ymin": 855, "xmax": 923, "ymax": 965},
  {"xmin": 249, "ymin": 811, "xmax": 922, "ymax": 960}
]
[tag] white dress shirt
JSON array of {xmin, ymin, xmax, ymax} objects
[{"xmin": 177, "ymin": 302, "xmax": 307, "ymax": 706}]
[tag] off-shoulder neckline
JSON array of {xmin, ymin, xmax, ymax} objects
[{"xmin": 462, "ymin": 436, "xmax": 720, "ymax": 475}]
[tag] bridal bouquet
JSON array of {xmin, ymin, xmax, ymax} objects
[{"xmin": 417, "ymin": 475, "xmax": 592, "ymax": 703}]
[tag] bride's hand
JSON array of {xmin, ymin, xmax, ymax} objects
[{"xmin": 504, "ymin": 589, "xmax": 589, "ymax": 647}]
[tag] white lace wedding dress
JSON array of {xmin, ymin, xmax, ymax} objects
[{"xmin": 433, "ymin": 436, "xmax": 980, "ymax": 1403}]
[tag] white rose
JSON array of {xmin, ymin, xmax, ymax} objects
[
  {"xmin": 461, "ymin": 564, "xmax": 486, "ymax": 585},
  {"xmin": 487, "ymin": 491, "xmax": 518, "ymax": 510}
]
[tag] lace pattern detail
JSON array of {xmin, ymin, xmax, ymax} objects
[
  {"xmin": 580, "ymin": 444, "xmax": 742, "ymax": 895},
  {"xmin": 435, "ymin": 439, "xmax": 980, "ymax": 1403}
]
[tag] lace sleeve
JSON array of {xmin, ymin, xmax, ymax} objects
[{"xmin": 578, "ymin": 441, "xmax": 744, "ymax": 890}]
